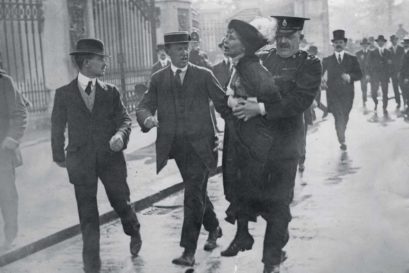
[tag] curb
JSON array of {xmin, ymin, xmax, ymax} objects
[{"xmin": 0, "ymin": 166, "xmax": 222, "ymax": 267}]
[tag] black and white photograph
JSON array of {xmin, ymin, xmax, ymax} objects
[{"xmin": 0, "ymin": 0, "xmax": 409, "ymax": 272}]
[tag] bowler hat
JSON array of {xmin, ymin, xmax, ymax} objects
[
  {"xmin": 271, "ymin": 16, "xmax": 310, "ymax": 35},
  {"xmin": 375, "ymin": 35, "xmax": 387, "ymax": 42},
  {"xmin": 360, "ymin": 38, "xmax": 369, "ymax": 45},
  {"xmin": 228, "ymin": 19, "xmax": 268, "ymax": 54},
  {"xmin": 331, "ymin": 30, "xmax": 347, "ymax": 42},
  {"xmin": 70, "ymin": 38, "xmax": 109, "ymax": 57},
  {"xmin": 164, "ymin": 32, "xmax": 191, "ymax": 45},
  {"xmin": 307, "ymin": 45, "xmax": 318, "ymax": 55}
]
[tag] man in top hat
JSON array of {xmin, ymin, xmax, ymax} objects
[
  {"xmin": 151, "ymin": 43, "xmax": 170, "ymax": 76},
  {"xmin": 399, "ymin": 36, "xmax": 409, "ymax": 117},
  {"xmin": 389, "ymin": 34, "xmax": 405, "ymax": 109},
  {"xmin": 51, "ymin": 38, "xmax": 142, "ymax": 272},
  {"xmin": 0, "ymin": 69, "xmax": 27, "ymax": 249},
  {"xmin": 322, "ymin": 30, "xmax": 362, "ymax": 151},
  {"xmin": 367, "ymin": 35, "xmax": 392, "ymax": 115},
  {"xmin": 356, "ymin": 38, "xmax": 371, "ymax": 107},
  {"xmin": 232, "ymin": 15, "xmax": 322, "ymax": 273},
  {"xmin": 135, "ymin": 31, "xmax": 231, "ymax": 266},
  {"xmin": 188, "ymin": 31, "xmax": 212, "ymax": 69}
]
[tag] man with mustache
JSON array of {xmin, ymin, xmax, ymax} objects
[
  {"xmin": 51, "ymin": 38, "xmax": 142, "ymax": 272},
  {"xmin": 136, "ymin": 32, "xmax": 231, "ymax": 266},
  {"xmin": 322, "ymin": 30, "xmax": 362, "ymax": 151},
  {"xmin": 231, "ymin": 16, "xmax": 322, "ymax": 273},
  {"xmin": 367, "ymin": 35, "xmax": 392, "ymax": 115}
]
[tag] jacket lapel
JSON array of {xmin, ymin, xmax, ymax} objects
[
  {"xmin": 92, "ymin": 80, "xmax": 105, "ymax": 115},
  {"xmin": 183, "ymin": 65, "xmax": 197, "ymax": 108}
]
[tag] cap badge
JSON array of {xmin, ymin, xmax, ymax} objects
[{"xmin": 282, "ymin": 19, "xmax": 287, "ymax": 27}]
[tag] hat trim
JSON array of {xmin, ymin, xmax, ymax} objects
[{"xmin": 69, "ymin": 50, "xmax": 110, "ymax": 57}]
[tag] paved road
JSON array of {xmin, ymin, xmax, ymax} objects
[{"xmin": 4, "ymin": 91, "xmax": 409, "ymax": 273}]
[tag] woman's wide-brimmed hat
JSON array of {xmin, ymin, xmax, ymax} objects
[
  {"xmin": 228, "ymin": 19, "xmax": 268, "ymax": 54},
  {"xmin": 70, "ymin": 38, "xmax": 110, "ymax": 57}
]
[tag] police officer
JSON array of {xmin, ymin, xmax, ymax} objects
[
  {"xmin": 232, "ymin": 16, "xmax": 322, "ymax": 273},
  {"xmin": 188, "ymin": 31, "xmax": 212, "ymax": 69},
  {"xmin": 0, "ymin": 70, "xmax": 27, "ymax": 249}
]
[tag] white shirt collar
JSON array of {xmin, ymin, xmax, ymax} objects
[
  {"xmin": 170, "ymin": 63, "xmax": 188, "ymax": 74},
  {"xmin": 224, "ymin": 57, "xmax": 231, "ymax": 64},
  {"xmin": 335, "ymin": 51, "xmax": 345, "ymax": 59},
  {"xmin": 78, "ymin": 72, "xmax": 97, "ymax": 88}
]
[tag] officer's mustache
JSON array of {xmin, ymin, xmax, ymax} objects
[
  {"xmin": 335, "ymin": 45, "xmax": 343, "ymax": 50},
  {"xmin": 278, "ymin": 43, "xmax": 291, "ymax": 49}
]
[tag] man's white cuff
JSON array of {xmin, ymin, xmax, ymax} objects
[{"xmin": 259, "ymin": 103, "xmax": 266, "ymax": 116}]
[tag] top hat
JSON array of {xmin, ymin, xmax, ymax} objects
[
  {"xmin": 190, "ymin": 31, "xmax": 200, "ymax": 42},
  {"xmin": 271, "ymin": 16, "xmax": 310, "ymax": 35},
  {"xmin": 70, "ymin": 38, "xmax": 109, "ymax": 57},
  {"xmin": 331, "ymin": 30, "xmax": 347, "ymax": 42},
  {"xmin": 164, "ymin": 32, "xmax": 191, "ymax": 45},
  {"xmin": 228, "ymin": 19, "xmax": 268, "ymax": 54},
  {"xmin": 360, "ymin": 38, "xmax": 369, "ymax": 45},
  {"xmin": 375, "ymin": 35, "xmax": 387, "ymax": 42}
]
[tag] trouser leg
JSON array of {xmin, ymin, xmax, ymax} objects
[
  {"xmin": 370, "ymin": 79, "xmax": 379, "ymax": 107},
  {"xmin": 360, "ymin": 79, "xmax": 368, "ymax": 104},
  {"xmin": 391, "ymin": 75, "xmax": 401, "ymax": 105},
  {"xmin": 0, "ymin": 152, "xmax": 18, "ymax": 243},
  {"xmin": 74, "ymin": 182, "xmax": 101, "ymax": 269},
  {"xmin": 381, "ymin": 80, "xmax": 389, "ymax": 111}
]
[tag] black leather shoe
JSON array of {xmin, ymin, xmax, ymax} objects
[
  {"xmin": 204, "ymin": 226, "xmax": 222, "ymax": 251},
  {"xmin": 263, "ymin": 264, "xmax": 280, "ymax": 273},
  {"xmin": 221, "ymin": 233, "xmax": 254, "ymax": 257},
  {"xmin": 130, "ymin": 231, "xmax": 142, "ymax": 257},
  {"xmin": 172, "ymin": 250, "xmax": 195, "ymax": 266}
]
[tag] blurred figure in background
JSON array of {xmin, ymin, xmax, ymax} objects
[
  {"xmin": 389, "ymin": 34, "xmax": 405, "ymax": 110},
  {"xmin": 150, "ymin": 44, "xmax": 170, "ymax": 76},
  {"xmin": 356, "ymin": 38, "xmax": 371, "ymax": 108},
  {"xmin": 367, "ymin": 35, "xmax": 392, "ymax": 115},
  {"xmin": 0, "ymin": 69, "xmax": 27, "ymax": 249},
  {"xmin": 399, "ymin": 36, "xmax": 409, "ymax": 119}
]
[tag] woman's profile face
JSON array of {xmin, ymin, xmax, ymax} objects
[{"xmin": 223, "ymin": 29, "xmax": 245, "ymax": 58}]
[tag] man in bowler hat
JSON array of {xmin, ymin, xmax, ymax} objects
[
  {"xmin": 356, "ymin": 38, "xmax": 371, "ymax": 108},
  {"xmin": 51, "ymin": 38, "xmax": 142, "ymax": 272},
  {"xmin": 233, "ymin": 16, "xmax": 322, "ymax": 273},
  {"xmin": 322, "ymin": 30, "xmax": 362, "ymax": 151},
  {"xmin": 399, "ymin": 36, "xmax": 409, "ymax": 118},
  {"xmin": 367, "ymin": 35, "xmax": 392, "ymax": 115},
  {"xmin": 136, "ymin": 31, "xmax": 231, "ymax": 266}
]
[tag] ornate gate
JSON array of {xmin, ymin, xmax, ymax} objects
[
  {"xmin": 0, "ymin": 0, "xmax": 48, "ymax": 113},
  {"xmin": 93, "ymin": 0, "xmax": 156, "ymax": 112}
]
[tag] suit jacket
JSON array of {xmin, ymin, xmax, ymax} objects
[
  {"xmin": 400, "ymin": 51, "xmax": 409, "ymax": 80},
  {"xmin": 322, "ymin": 53, "xmax": 362, "ymax": 110},
  {"xmin": 259, "ymin": 49, "xmax": 322, "ymax": 159},
  {"xmin": 212, "ymin": 60, "xmax": 231, "ymax": 90},
  {"xmin": 355, "ymin": 49, "xmax": 370, "ymax": 76},
  {"xmin": 51, "ymin": 79, "xmax": 131, "ymax": 184},
  {"xmin": 151, "ymin": 60, "xmax": 170, "ymax": 76},
  {"xmin": 367, "ymin": 48, "xmax": 392, "ymax": 81},
  {"xmin": 135, "ymin": 63, "xmax": 230, "ymax": 173},
  {"xmin": 389, "ymin": 45, "xmax": 405, "ymax": 74},
  {"xmin": 0, "ymin": 71, "xmax": 27, "ymax": 167}
]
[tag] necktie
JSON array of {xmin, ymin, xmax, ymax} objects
[
  {"xmin": 380, "ymin": 49, "xmax": 383, "ymax": 57},
  {"xmin": 85, "ymin": 81, "xmax": 92, "ymax": 95},
  {"xmin": 174, "ymin": 69, "xmax": 182, "ymax": 88},
  {"xmin": 337, "ymin": 54, "xmax": 342, "ymax": 64}
]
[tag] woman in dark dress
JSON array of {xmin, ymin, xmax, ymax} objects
[{"xmin": 221, "ymin": 19, "xmax": 281, "ymax": 256}]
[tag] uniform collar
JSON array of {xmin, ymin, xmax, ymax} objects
[{"xmin": 170, "ymin": 63, "xmax": 188, "ymax": 74}]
